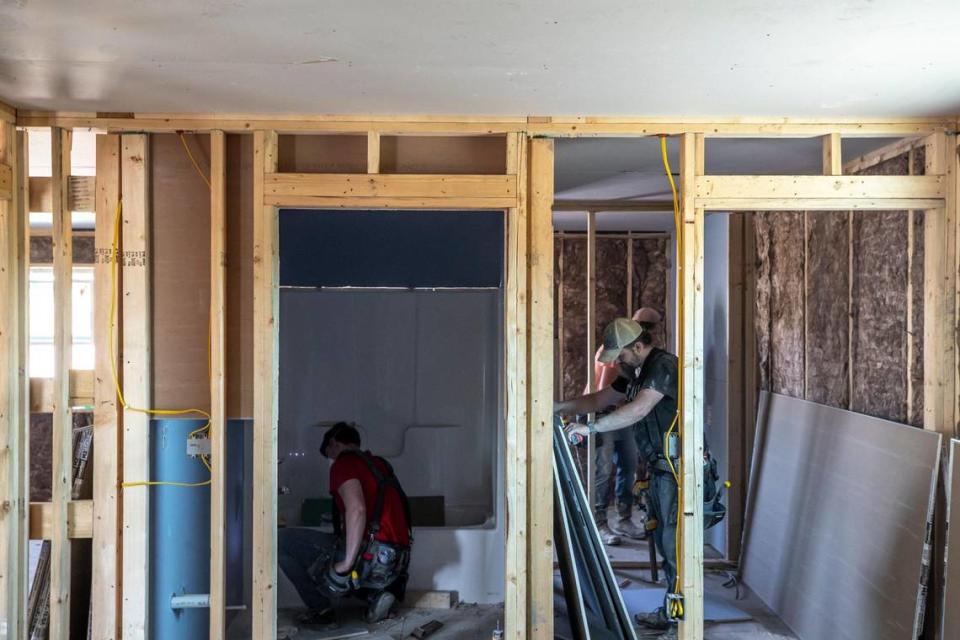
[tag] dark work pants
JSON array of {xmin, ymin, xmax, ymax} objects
[
  {"xmin": 278, "ymin": 528, "xmax": 338, "ymax": 611},
  {"xmin": 648, "ymin": 470, "xmax": 679, "ymax": 613}
]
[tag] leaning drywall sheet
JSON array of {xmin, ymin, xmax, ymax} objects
[
  {"xmin": 942, "ymin": 439, "xmax": 960, "ymax": 639},
  {"xmin": 741, "ymin": 392, "xmax": 940, "ymax": 640}
]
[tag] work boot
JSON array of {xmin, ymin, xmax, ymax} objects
[
  {"xmin": 596, "ymin": 520, "xmax": 622, "ymax": 546},
  {"xmin": 634, "ymin": 607, "xmax": 670, "ymax": 630},
  {"xmin": 366, "ymin": 591, "xmax": 396, "ymax": 623},
  {"xmin": 614, "ymin": 516, "xmax": 647, "ymax": 540},
  {"xmin": 655, "ymin": 626, "xmax": 678, "ymax": 640},
  {"xmin": 296, "ymin": 608, "xmax": 337, "ymax": 630}
]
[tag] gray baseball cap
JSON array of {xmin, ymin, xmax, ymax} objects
[{"xmin": 597, "ymin": 318, "xmax": 644, "ymax": 363}]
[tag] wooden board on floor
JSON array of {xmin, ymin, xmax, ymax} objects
[{"xmin": 741, "ymin": 392, "xmax": 940, "ymax": 640}]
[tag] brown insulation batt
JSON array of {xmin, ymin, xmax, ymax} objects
[
  {"xmin": 909, "ymin": 147, "xmax": 926, "ymax": 427},
  {"xmin": 909, "ymin": 209, "xmax": 924, "ymax": 426},
  {"xmin": 632, "ymin": 237, "xmax": 669, "ymax": 347},
  {"xmin": 766, "ymin": 212, "xmax": 805, "ymax": 399},
  {"xmin": 29, "ymin": 412, "xmax": 92, "ymax": 502},
  {"xmin": 594, "ymin": 238, "xmax": 628, "ymax": 356},
  {"xmin": 850, "ymin": 153, "xmax": 910, "ymax": 422},
  {"xmin": 755, "ymin": 214, "xmax": 772, "ymax": 393},
  {"xmin": 805, "ymin": 211, "xmax": 849, "ymax": 408},
  {"xmin": 30, "ymin": 235, "xmax": 95, "ymax": 264},
  {"xmin": 560, "ymin": 236, "xmax": 588, "ymax": 400}
]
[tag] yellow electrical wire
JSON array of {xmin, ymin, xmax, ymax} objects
[
  {"xmin": 179, "ymin": 133, "xmax": 212, "ymax": 189},
  {"xmin": 116, "ymin": 134, "xmax": 219, "ymax": 488},
  {"xmin": 660, "ymin": 135, "xmax": 685, "ymax": 619},
  {"xmin": 110, "ymin": 196, "xmax": 212, "ymax": 488}
]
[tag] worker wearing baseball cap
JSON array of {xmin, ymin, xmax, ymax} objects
[
  {"xmin": 585, "ymin": 307, "xmax": 663, "ymax": 546},
  {"xmin": 555, "ymin": 316, "xmax": 680, "ymax": 636}
]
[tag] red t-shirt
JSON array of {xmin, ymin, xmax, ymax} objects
[{"xmin": 329, "ymin": 450, "xmax": 411, "ymax": 546}]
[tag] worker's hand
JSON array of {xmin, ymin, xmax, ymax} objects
[
  {"xmin": 565, "ymin": 422, "xmax": 590, "ymax": 443},
  {"xmin": 322, "ymin": 562, "xmax": 352, "ymax": 596},
  {"xmin": 333, "ymin": 560, "xmax": 353, "ymax": 575}
]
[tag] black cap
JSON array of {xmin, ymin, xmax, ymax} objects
[{"xmin": 320, "ymin": 422, "xmax": 361, "ymax": 456}]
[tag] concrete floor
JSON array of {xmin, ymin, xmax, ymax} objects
[
  {"xmin": 616, "ymin": 569, "xmax": 796, "ymax": 640},
  {"xmin": 236, "ymin": 571, "xmax": 792, "ymax": 640}
]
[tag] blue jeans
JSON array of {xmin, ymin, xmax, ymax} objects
[
  {"xmin": 278, "ymin": 528, "xmax": 340, "ymax": 611},
  {"xmin": 649, "ymin": 470, "xmax": 678, "ymax": 607},
  {"xmin": 594, "ymin": 427, "xmax": 638, "ymax": 519}
]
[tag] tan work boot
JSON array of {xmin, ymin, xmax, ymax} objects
[
  {"xmin": 613, "ymin": 516, "xmax": 647, "ymax": 540},
  {"xmin": 596, "ymin": 520, "xmax": 622, "ymax": 545}
]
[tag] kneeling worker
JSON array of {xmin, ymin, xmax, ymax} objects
[
  {"xmin": 279, "ymin": 422, "xmax": 412, "ymax": 627},
  {"xmin": 555, "ymin": 318, "xmax": 680, "ymax": 639}
]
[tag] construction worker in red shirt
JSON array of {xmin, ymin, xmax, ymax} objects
[{"xmin": 278, "ymin": 422, "xmax": 412, "ymax": 629}]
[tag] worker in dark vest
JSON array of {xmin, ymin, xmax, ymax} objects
[
  {"xmin": 555, "ymin": 318, "xmax": 680, "ymax": 638},
  {"xmin": 586, "ymin": 307, "xmax": 662, "ymax": 545},
  {"xmin": 278, "ymin": 422, "xmax": 412, "ymax": 628}
]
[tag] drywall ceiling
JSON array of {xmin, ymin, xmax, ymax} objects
[{"xmin": 1, "ymin": 1, "xmax": 959, "ymax": 116}]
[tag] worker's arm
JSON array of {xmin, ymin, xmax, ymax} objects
[
  {"xmin": 554, "ymin": 385, "xmax": 623, "ymax": 417},
  {"xmin": 564, "ymin": 388, "xmax": 665, "ymax": 439},
  {"xmin": 596, "ymin": 361, "xmax": 621, "ymax": 390},
  {"xmin": 334, "ymin": 479, "xmax": 367, "ymax": 574}
]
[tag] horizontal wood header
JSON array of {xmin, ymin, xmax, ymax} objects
[{"xmin": 264, "ymin": 173, "xmax": 518, "ymax": 208}]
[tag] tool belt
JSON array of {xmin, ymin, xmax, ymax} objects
[
  {"xmin": 354, "ymin": 538, "xmax": 410, "ymax": 592},
  {"xmin": 331, "ymin": 450, "xmax": 413, "ymax": 596}
]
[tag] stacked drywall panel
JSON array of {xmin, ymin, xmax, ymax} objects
[
  {"xmin": 942, "ymin": 439, "xmax": 960, "ymax": 639},
  {"xmin": 741, "ymin": 392, "xmax": 939, "ymax": 640}
]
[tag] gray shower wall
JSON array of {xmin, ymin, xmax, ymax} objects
[{"xmin": 278, "ymin": 288, "xmax": 505, "ymax": 602}]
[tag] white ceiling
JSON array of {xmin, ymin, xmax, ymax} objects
[{"xmin": 1, "ymin": 1, "xmax": 959, "ymax": 116}]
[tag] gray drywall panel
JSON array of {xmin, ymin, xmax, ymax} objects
[
  {"xmin": 942, "ymin": 439, "xmax": 960, "ymax": 639},
  {"xmin": 741, "ymin": 392, "xmax": 940, "ymax": 640}
]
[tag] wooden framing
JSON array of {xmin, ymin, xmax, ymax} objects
[
  {"xmin": 725, "ymin": 213, "xmax": 746, "ymax": 564},
  {"xmin": 92, "ymin": 133, "xmax": 121, "ymax": 640},
  {"xmin": 922, "ymin": 132, "xmax": 957, "ymax": 436},
  {"xmin": 527, "ymin": 138, "xmax": 555, "ymax": 638},
  {"xmin": 504, "ymin": 131, "xmax": 529, "ymax": 637},
  {"xmin": 252, "ymin": 130, "xmax": 280, "ymax": 640},
  {"xmin": 16, "ymin": 112, "xmax": 953, "ymax": 138},
  {"xmin": 4, "ymin": 110, "xmax": 957, "ymax": 640},
  {"xmin": 262, "ymin": 172, "xmax": 516, "ymax": 208},
  {"xmin": 0, "ymin": 162, "xmax": 11, "ymax": 201},
  {"xmin": 0, "ymin": 117, "xmax": 28, "ymax": 640},
  {"xmin": 29, "ymin": 501, "xmax": 93, "ymax": 539},
  {"xmin": 29, "ymin": 175, "xmax": 96, "ymax": 212},
  {"xmin": 120, "ymin": 134, "xmax": 151, "ymax": 640},
  {"xmin": 29, "ymin": 370, "xmax": 95, "ymax": 412},
  {"xmin": 367, "ymin": 131, "xmax": 381, "ymax": 174},
  {"xmin": 50, "ymin": 127, "xmax": 73, "ymax": 640},
  {"xmin": 585, "ymin": 210, "xmax": 597, "ymax": 508},
  {"xmin": 678, "ymin": 133, "xmax": 706, "ymax": 639},
  {"xmin": 208, "ymin": 130, "xmax": 228, "ymax": 640},
  {"xmin": 553, "ymin": 199, "xmax": 674, "ymax": 212}
]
